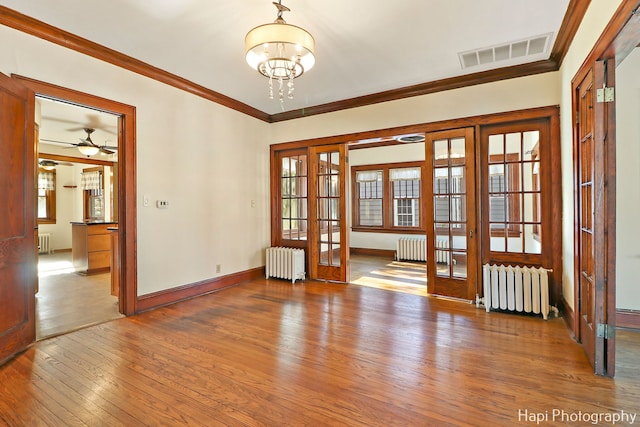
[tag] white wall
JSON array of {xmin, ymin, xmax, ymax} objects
[
  {"xmin": 615, "ymin": 47, "xmax": 640, "ymax": 311},
  {"xmin": 0, "ymin": 24, "xmax": 271, "ymax": 296},
  {"xmin": 38, "ymin": 164, "xmax": 83, "ymax": 251},
  {"xmin": 272, "ymin": 73, "xmax": 560, "ymax": 144},
  {"xmin": 557, "ymin": 0, "xmax": 624, "ymax": 310}
]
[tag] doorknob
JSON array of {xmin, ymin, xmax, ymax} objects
[{"xmin": 469, "ymin": 229, "xmax": 474, "ymax": 238}]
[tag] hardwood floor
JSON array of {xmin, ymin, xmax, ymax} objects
[
  {"xmin": 37, "ymin": 252, "xmax": 123, "ymax": 340},
  {"xmin": 1, "ymin": 274, "xmax": 638, "ymax": 426},
  {"xmin": 350, "ymin": 255, "xmax": 427, "ymax": 296}
]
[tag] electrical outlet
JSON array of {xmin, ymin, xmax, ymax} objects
[
  {"xmin": 156, "ymin": 200, "xmax": 169, "ymax": 209},
  {"xmin": 216, "ymin": 264, "xmax": 221, "ymax": 273}
]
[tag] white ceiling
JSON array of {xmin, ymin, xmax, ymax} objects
[
  {"xmin": 37, "ymin": 97, "xmax": 119, "ymax": 159},
  {"xmin": 2, "ymin": 0, "xmax": 571, "ymax": 148}
]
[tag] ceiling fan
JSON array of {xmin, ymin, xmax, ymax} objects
[
  {"xmin": 76, "ymin": 128, "xmax": 117, "ymax": 155},
  {"xmin": 39, "ymin": 159, "xmax": 73, "ymax": 170},
  {"xmin": 39, "ymin": 128, "xmax": 117, "ymax": 156}
]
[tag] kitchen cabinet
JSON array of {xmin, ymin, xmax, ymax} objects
[{"xmin": 71, "ymin": 222, "xmax": 117, "ymax": 275}]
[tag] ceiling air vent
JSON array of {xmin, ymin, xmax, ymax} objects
[{"xmin": 459, "ymin": 33, "xmax": 552, "ymax": 69}]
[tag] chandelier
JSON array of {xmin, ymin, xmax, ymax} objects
[{"xmin": 245, "ymin": 1, "xmax": 315, "ymax": 103}]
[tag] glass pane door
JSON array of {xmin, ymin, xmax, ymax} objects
[
  {"xmin": 309, "ymin": 144, "xmax": 348, "ymax": 282},
  {"xmin": 425, "ymin": 128, "xmax": 477, "ymax": 300}
]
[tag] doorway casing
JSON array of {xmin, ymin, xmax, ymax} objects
[{"xmin": 16, "ymin": 75, "xmax": 138, "ymax": 316}]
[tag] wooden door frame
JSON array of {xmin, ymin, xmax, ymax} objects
[
  {"xmin": 270, "ymin": 106, "xmax": 562, "ymax": 291},
  {"xmin": 14, "ymin": 75, "xmax": 138, "ymax": 316},
  {"xmin": 570, "ymin": 0, "xmax": 640, "ymax": 376}
]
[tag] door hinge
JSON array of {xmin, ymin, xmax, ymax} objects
[
  {"xmin": 596, "ymin": 87, "xmax": 615, "ymax": 103},
  {"xmin": 597, "ymin": 323, "xmax": 615, "ymax": 339}
]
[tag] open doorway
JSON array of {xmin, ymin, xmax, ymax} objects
[
  {"xmin": 612, "ymin": 45, "xmax": 640, "ymax": 376},
  {"xmin": 36, "ymin": 96, "xmax": 123, "ymax": 340},
  {"xmin": 348, "ymin": 133, "xmax": 429, "ymax": 296}
]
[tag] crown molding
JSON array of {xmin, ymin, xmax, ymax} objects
[
  {"xmin": 1, "ymin": 2, "xmax": 589, "ymax": 123},
  {"xmin": 268, "ymin": 60, "xmax": 559, "ymax": 122},
  {"xmin": 0, "ymin": 6, "xmax": 270, "ymax": 122}
]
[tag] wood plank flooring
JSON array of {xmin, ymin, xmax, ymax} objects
[
  {"xmin": 1, "ymin": 274, "xmax": 639, "ymax": 426},
  {"xmin": 37, "ymin": 252, "xmax": 123, "ymax": 340},
  {"xmin": 350, "ymin": 255, "xmax": 427, "ymax": 296}
]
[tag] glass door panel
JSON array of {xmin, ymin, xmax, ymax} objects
[
  {"xmin": 425, "ymin": 128, "xmax": 477, "ymax": 300},
  {"xmin": 279, "ymin": 152, "xmax": 308, "ymax": 243},
  {"xmin": 309, "ymin": 144, "xmax": 348, "ymax": 282}
]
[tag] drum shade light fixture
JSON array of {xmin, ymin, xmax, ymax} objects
[{"xmin": 245, "ymin": 1, "xmax": 315, "ymax": 103}]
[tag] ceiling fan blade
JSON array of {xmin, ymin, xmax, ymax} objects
[
  {"xmin": 39, "ymin": 138, "xmax": 78, "ymax": 147},
  {"xmin": 99, "ymin": 147, "xmax": 115, "ymax": 155}
]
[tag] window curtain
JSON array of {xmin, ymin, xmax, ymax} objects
[
  {"xmin": 38, "ymin": 172, "xmax": 55, "ymax": 190},
  {"xmin": 81, "ymin": 171, "xmax": 102, "ymax": 190},
  {"xmin": 356, "ymin": 170, "xmax": 382, "ymax": 182},
  {"xmin": 390, "ymin": 167, "xmax": 420, "ymax": 181}
]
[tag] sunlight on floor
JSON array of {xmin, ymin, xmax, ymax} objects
[
  {"xmin": 350, "ymin": 258, "xmax": 428, "ymax": 297},
  {"xmin": 38, "ymin": 253, "xmax": 76, "ymax": 277}
]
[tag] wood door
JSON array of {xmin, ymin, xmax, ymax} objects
[
  {"xmin": 308, "ymin": 144, "xmax": 349, "ymax": 282},
  {"xmin": 424, "ymin": 128, "xmax": 477, "ymax": 300},
  {"xmin": 0, "ymin": 73, "xmax": 37, "ymax": 363},
  {"xmin": 574, "ymin": 61, "xmax": 616, "ymax": 376},
  {"xmin": 576, "ymin": 67, "xmax": 596, "ymax": 370}
]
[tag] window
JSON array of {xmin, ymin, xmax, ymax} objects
[
  {"xmin": 488, "ymin": 156, "xmax": 520, "ymax": 235},
  {"xmin": 352, "ymin": 162, "xmax": 423, "ymax": 232},
  {"xmin": 391, "ymin": 167, "xmax": 420, "ymax": 227},
  {"xmin": 82, "ymin": 168, "xmax": 104, "ymax": 222},
  {"xmin": 280, "ymin": 153, "xmax": 308, "ymax": 241},
  {"xmin": 433, "ymin": 166, "xmax": 465, "ymax": 229},
  {"xmin": 355, "ymin": 170, "xmax": 383, "ymax": 226},
  {"xmin": 37, "ymin": 169, "xmax": 56, "ymax": 224},
  {"xmin": 486, "ymin": 129, "xmax": 542, "ymax": 255}
]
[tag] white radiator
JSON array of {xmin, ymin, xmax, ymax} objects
[
  {"xmin": 38, "ymin": 233, "xmax": 52, "ymax": 254},
  {"xmin": 396, "ymin": 238, "xmax": 426, "ymax": 262},
  {"xmin": 435, "ymin": 239, "xmax": 450, "ymax": 265},
  {"xmin": 265, "ymin": 247, "xmax": 305, "ymax": 284},
  {"xmin": 481, "ymin": 264, "xmax": 556, "ymax": 320}
]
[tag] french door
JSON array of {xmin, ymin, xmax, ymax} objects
[
  {"xmin": 424, "ymin": 128, "xmax": 477, "ymax": 300},
  {"xmin": 308, "ymin": 144, "xmax": 349, "ymax": 282},
  {"xmin": 574, "ymin": 60, "xmax": 616, "ymax": 376}
]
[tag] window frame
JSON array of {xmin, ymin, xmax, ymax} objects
[
  {"xmin": 280, "ymin": 153, "xmax": 309, "ymax": 242},
  {"xmin": 480, "ymin": 118, "xmax": 552, "ymax": 267},
  {"xmin": 351, "ymin": 161, "xmax": 425, "ymax": 234},
  {"xmin": 272, "ymin": 148, "xmax": 310, "ymax": 249},
  {"xmin": 487, "ymin": 153, "xmax": 521, "ymax": 238},
  {"xmin": 82, "ymin": 166, "xmax": 105, "ymax": 222},
  {"xmin": 37, "ymin": 167, "xmax": 56, "ymax": 224},
  {"xmin": 355, "ymin": 169, "xmax": 384, "ymax": 227}
]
